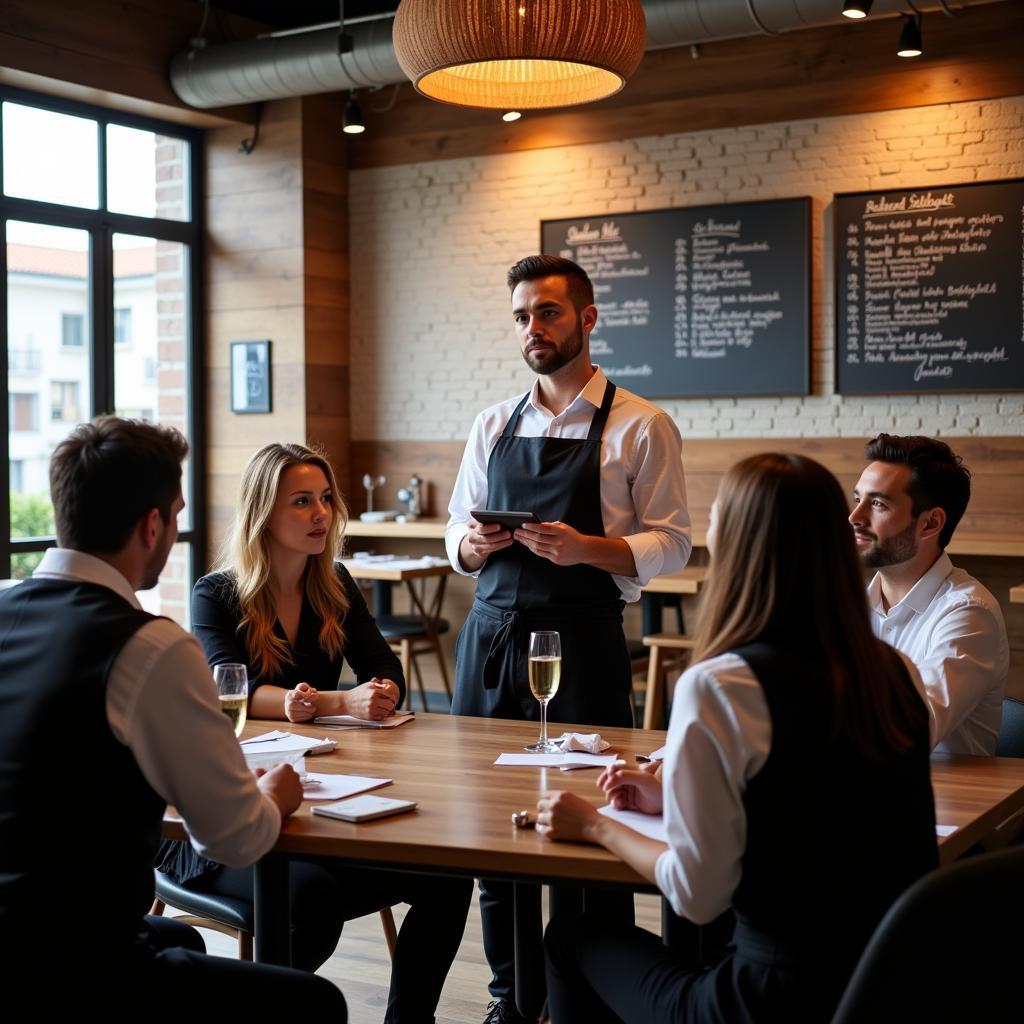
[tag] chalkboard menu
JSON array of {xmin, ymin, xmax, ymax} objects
[
  {"xmin": 541, "ymin": 198, "xmax": 810, "ymax": 398},
  {"xmin": 835, "ymin": 178, "xmax": 1024, "ymax": 393}
]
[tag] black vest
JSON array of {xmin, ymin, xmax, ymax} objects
[
  {"xmin": 0, "ymin": 577, "xmax": 165, "ymax": 965},
  {"xmin": 728, "ymin": 642, "xmax": 938, "ymax": 1018}
]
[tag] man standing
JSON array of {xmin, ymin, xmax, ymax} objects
[
  {"xmin": 0, "ymin": 417, "xmax": 346, "ymax": 1016},
  {"xmin": 447, "ymin": 255, "xmax": 691, "ymax": 1022},
  {"xmin": 850, "ymin": 433, "xmax": 1008, "ymax": 755}
]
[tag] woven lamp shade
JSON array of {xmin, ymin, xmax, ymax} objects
[{"xmin": 392, "ymin": 0, "xmax": 647, "ymax": 110}]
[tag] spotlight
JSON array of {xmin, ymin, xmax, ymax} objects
[
  {"xmin": 342, "ymin": 92, "xmax": 365, "ymax": 134},
  {"xmin": 502, "ymin": 111, "xmax": 522, "ymax": 122},
  {"xmin": 897, "ymin": 14, "xmax": 923, "ymax": 58},
  {"xmin": 842, "ymin": 1, "xmax": 873, "ymax": 18}
]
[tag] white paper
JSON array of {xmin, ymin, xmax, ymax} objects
[
  {"xmin": 494, "ymin": 752, "xmax": 621, "ymax": 769},
  {"xmin": 301, "ymin": 773, "xmax": 392, "ymax": 801},
  {"xmin": 646, "ymin": 745, "xmax": 666, "ymax": 762},
  {"xmin": 344, "ymin": 556, "xmax": 448, "ymax": 571},
  {"xmin": 935, "ymin": 824, "xmax": 958, "ymax": 837},
  {"xmin": 239, "ymin": 730, "xmax": 291, "ymax": 745},
  {"xmin": 598, "ymin": 804, "xmax": 668, "ymax": 842},
  {"xmin": 315, "ymin": 711, "xmax": 414, "ymax": 729},
  {"xmin": 240, "ymin": 734, "xmax": 326, "ymax": 755}
]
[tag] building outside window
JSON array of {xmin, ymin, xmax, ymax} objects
[
  {"xmin": 2, "ymin": 89, "xmax": 203, "ymax": 622},
  {"xmin": 114, "ymin": 306, "xmax": 132, "ymax": 346},
  {"xmin": 50, "ymin": 380, "xmax": 80, "ymax": 422},
  {"xmin": 61, "ymin": 312, "xmax": 84, "ymax": 348}
]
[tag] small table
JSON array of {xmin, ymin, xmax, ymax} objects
[
  {"xmin": 341, "ymin": 558, "xmax": 455, "ymax": 702},
  {"xmin": 639, "ymin": 566, "xmax": 708, "ymax": 636},
  {"xmin": 1010, "ymin": 584, "xmax": 1024, "ymax": 604}
]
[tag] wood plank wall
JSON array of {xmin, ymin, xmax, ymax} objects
[
  {"xmin": 205, "ymin": 96, "xmax": 350, "ymax": 567},
  {"xmin": 0, "ymin": 0, "xmax": 258, "ymax": 126},
  {"xmin": 351, "ymin": 2, "xmax": 1024, "ymax": 169}
]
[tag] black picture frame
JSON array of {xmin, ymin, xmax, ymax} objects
[{"xmin": 230, "ymin": 340, "xmax": 272, "ymax": 414}]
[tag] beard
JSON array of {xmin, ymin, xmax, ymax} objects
[
  {"xmin": 521, "ymin": 321, "xmax": 584, "ymax": 375},
  {"xmin": 858, "ymin": 520, "xmax": 919, "ymax": 569}
]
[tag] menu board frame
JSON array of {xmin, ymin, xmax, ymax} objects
[
  {"xmin": 834, "ymin": 176, "xmax": 1024, "ymax": 395},
  {"xmin": 540, "ymin": 197, "xmax": 812, "ymax": 399}
]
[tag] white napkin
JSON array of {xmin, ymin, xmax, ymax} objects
[{"xmin": 555, "ymin": 732, "xmax": 611, "ymax": 754}]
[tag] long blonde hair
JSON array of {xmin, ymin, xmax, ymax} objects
[
  {"xmin": 693, "ymin": 453, "xmax": 926, "ymax": 759},
  {"xmin": 218, "ymin": 443, "xmax": 349, "ymax": 680}
]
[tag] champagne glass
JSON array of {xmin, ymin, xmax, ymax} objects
[
  {"xmin": 214, "ymin": 663, "xmax": 249, "ymax": 737},
  {"xmin": 524, "ymin": 631, "xmax": 562, "ymax": 753}
]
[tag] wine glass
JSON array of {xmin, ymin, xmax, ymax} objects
[
  {"xmin": 524, "ymin": 631, "xmax": 562, "ymax": 753},
  {"xmin": 214, "ymin": 663, "xmax": 249, "ymax": 737}
]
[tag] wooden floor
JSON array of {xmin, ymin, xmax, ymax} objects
[{"xmin": 177, "ymin": 885, "xmax": 663, "ymax": 1023}]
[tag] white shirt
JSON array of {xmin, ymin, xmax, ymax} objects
[
  {"xmin": 654, "ymin": 653, "xmax": 771, "ymax": 924},
  {"xmin": 445, "ymin": 367, "xmax": 692, "ymax": 602},
  {"xmin": 34, "ymin": 549, "xmax": 281, "ymax": 867},
  {"xmin": 867, "ymin": 552, "xmax": 1008, "ymax": 756}
]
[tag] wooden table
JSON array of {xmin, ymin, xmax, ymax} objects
[
  {"xmin": 1010, "ymin": 583, "xmax": 1024, "ymax": 604},
  {"xmin": 165, "ymin": 716, "xmax": 1024, "ymax": 980}
]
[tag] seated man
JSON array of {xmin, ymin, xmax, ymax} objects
[
  {"xmin": 850, "ymin": 433, "xmax": 1008, "ymax": 755},
  {"xmin": 0, "ymin": 416, "xmax": 347, "ymax": 1017}
]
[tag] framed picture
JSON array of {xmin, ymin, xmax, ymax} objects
[{"xmin": 230, "ymin": 340, "xmax": 272, "ymax": 414}]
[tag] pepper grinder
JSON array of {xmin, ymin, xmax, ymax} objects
[{"xmin": 362, "ymin": 473, "xmax": 385, "ymax": 513}]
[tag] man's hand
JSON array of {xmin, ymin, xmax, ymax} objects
[
  {"xmin": 536, "ymin": 790, "xmax": 602, "ymax": 843},
  {"xmin": 459, "ymin": 518, "xmax": 514, "ymax": 571},
  {"xmin": 284, "ymin": 682, "xmax": 319, "ymax": 723},
  {"xmin": 597, "ymin": 766, "xmax": 663, "ymax": 815},
  {"xmin": 514, "ymin": 521, "xmax": 590, "ymax": 566},
  {"xmin": 257, "ymin": 763, "xmax": 303, "ymax": 817}
]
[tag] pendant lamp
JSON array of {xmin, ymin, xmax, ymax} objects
[{"xmin": 392, "ymin": 0, "xmax": 647, "ymax": 110}]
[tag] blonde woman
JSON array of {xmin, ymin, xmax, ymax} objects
[
  {"xmin": 158, "ymin": 443, "xmax": 472, "ymax": 1021},
  {"xmin": 537, "ymin": 454, "xmax": 938, "ymax": 1024}
]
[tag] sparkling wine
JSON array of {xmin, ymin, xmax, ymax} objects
[
  {"xmin": 219, "ymin": 693, "xmax": 247, "ymax": 736},
  {"xmin": 529, "ymin": 655, "xmax": 562, "ymax": 702}
]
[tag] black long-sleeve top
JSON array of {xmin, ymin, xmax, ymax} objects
[{"xmin": 190, "ymin": 563, "xmax": 405, "ymax": 704}]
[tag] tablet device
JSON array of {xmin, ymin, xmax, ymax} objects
[
  {"xmin": 470, "ymin": 509, "xmax": 537, "ymax": 531},
  {"xmin": 311, "ymin": 795, "xmax": 418, "ymax": 823}
]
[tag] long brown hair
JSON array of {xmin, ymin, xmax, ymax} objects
[
  {"xmin": 693, "ymin": 453, "xmax": 925, "ymax": 758},
  {"xmin": 217, "ymin": 443, "xmax": 349, "ymax": 680}
]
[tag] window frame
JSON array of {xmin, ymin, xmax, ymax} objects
[{"xmin": 0, "ymin": 85, "xmax": 205, "ymax": 583}]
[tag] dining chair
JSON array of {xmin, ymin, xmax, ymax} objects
[
  {"xmin": 830, "ymin": 845, "xmax": 1024, "ymax": 1023},
  {"xmin": 150, "ymin": 870, "xmax": 398, "ymax": 962},
  {"xmin": 995, "ymin": 696, "xmax": 1024, "ymax": 757},
  {"xmin": 377, "ymin": 609, "xmax": 452, "ymax": 711}
]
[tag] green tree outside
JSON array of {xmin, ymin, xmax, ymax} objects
[{"xmin": 10, "ymin": 491, "xmax": 54, "ymax": 579}]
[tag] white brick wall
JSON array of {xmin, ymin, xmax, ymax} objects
[{"xmin": 349, "ymin": 96, "xmax": 1024, "ymax": 442}]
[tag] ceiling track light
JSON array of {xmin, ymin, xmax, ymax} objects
[
  {"xmin": 897, "ymin": 13, "xmax": 923, "ymax": 58},
  {"xmin": 842, "ymin": 1, "xmax": 874, "ymax": 18},
  {"xmin": 342, "ymin": 91, "xmax": 365, "ymax": 134}
]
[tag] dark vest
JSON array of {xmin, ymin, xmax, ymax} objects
[
  {"xmin": 727, "ymin": 642, "xmax": 938, "ymax": 1019},
  {"xmin": 0, "ymin": 577, "xmax": 165, "ymax": 965}
]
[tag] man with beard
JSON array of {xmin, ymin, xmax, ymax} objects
[
  {"xmin": 446, "ymin": 255, "xmax": 691, "ymax": 1024},
  {"xmin": 0, "ymin": 416, "xmax": 347, "ymax": 1017},
  {"xmin": 850, "ymin": 433, "xmax": 1008, "ymax": 755}
]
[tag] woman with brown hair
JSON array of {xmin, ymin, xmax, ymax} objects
[
  {"xmin": 538, "ymin": 453, "xmax": 938, "ymax": 1024},
  {"xmin": 157, "ymin": 442, "xmax": 471, "ymax": 1022}
]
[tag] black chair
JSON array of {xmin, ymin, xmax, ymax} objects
[
  {"xmin": 831, "ymin": 845, "xmax": 1024, "ymax": 1023},
  {"xmin": 377, "ymin": 612, "xmax": 452, "ymax": 711},
  {"xmin": 995, "ymin": 696, "xmax": 1024, "ymax": 757},
  {"xmin": 150, "ymin": 870, "xmax": 397, "ymax": 962}
]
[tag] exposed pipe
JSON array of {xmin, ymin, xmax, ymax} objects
[{"xmin": 170, "ymin": 0, "xmax": 1003, "ymax": 110}]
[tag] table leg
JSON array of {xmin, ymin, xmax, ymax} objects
[
  {"xmin": 372, "ymin": 580, "xmax": 393, "ymax": 616},
  {"xmin": 643, "ymin": 645, "xmax": 665, "ymax": 731},
  {"xmin": 253, "ymin": 852, "xmax": 291, "ymax": 966},
  {"xmin": 641, "ymin": 593, "xmax": 663, "ymax": 638},
  {"xmin": 513, "ymin": 882, "xmax": 546, "ymax": 1021}
]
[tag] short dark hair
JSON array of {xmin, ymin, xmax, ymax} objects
[
  {"xmin": 507, "ymin": 255, "xmax": 595, "ymax": 311},
  {"xmin": 864, "ymin": 433, "xmax": 971, "ymax": 549},
  {"xmin": 50, "ymin": 415, "xmax": 189, "ymax": 554}
]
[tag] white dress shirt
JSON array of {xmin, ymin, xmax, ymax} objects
[
  {"xmin": 654, "ymin": 653, "xmax": 771, "ymax": 924},
  {"xmin": 867, "ymin": 552, "xmax": 1008, "ymax": 756},
  {"xmin": 34, "ymin": 549, "xmax": 281, "ymax": 867},
  {"xmin": 445, "ymin": 367, "xmax": 692, "ymax": 602}
]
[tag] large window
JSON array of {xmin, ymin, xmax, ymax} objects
[{"xmin": 2, "ymin": 88, "xmax": 203, "ymax": 624}]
